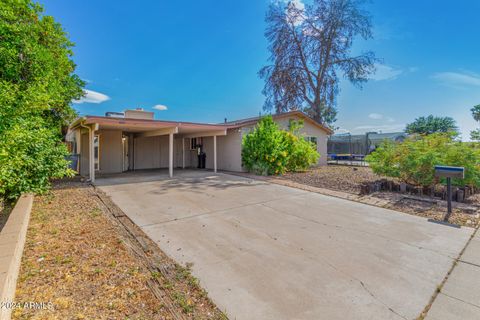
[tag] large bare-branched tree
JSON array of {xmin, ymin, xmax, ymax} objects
[{"xmin": 259, "ymin": 0, "xmax": 377, "ymax": 126}]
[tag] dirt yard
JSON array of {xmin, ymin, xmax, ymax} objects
[
  {"xmin": 281, "ymin": 165, "xmax": 391, "ymax": 194},
  {"xmin": 274, "ymin": 165, "xmax": 480, "ymax": 227},
  {"xmin": 13, "ymin": 180, "xmax": 226, "ymax": 320}
]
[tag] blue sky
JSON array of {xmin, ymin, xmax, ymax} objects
[{"xmin": 42, "ymin": 0, "xmax": 480, "ymax": 139}]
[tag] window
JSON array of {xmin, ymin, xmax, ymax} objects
[
  {"xmin": 190, "ymin": 137, "xmax": 203, "ymax": 150},
  {"xmin": 190, "ymin": 138, "xmax": 196, "ymax": 150},
  {"xmin": 305, "ymin": 136, "xmax": 318, "ymax": 147},
  {"xmin": 94, "ymin": 135, "xmax": 100, "ymax": 171}
]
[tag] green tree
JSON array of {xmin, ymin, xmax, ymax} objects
[
  {"xmin": 241, "ymin": 116, "xmax": 319, "ymax": 175},
  {"xmin": 470, "ymin": 105, "xmax": 480, "ymax": 141},
  {"xmin": 0, "ymin": 0, "xmax": 84, "ymax": 199},
  {"xmin": 405, "ymin": 115, "xmax": 458, "ymax": 135}
]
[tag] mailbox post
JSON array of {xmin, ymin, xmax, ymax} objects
[{"xmin": 434, "ymin": 166, "xmax": 464, "ymax": 222}]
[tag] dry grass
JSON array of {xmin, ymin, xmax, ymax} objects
[{"xmin": 13, "ymin": 180, "xmax": 226, "ymax": 320}]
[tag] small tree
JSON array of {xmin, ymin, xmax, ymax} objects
[
  {"xmin": 470, "ymin": 105, "xmax": 480, "ymax": 141},
  {"xmin": 242, "ymin": 116, "xmax": 319, "ymax": 175},
  {"xmin": 405, "ymin": 115, "xmax": 458, "ymax": 135}
]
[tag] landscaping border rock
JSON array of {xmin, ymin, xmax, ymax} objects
[
  {"xmin": 0, "ymin": 194, "xmax": 33, "ymax": 320},
  {"xmin": 359, "ymin": 180, "xmax": 478, "ymax": 203}
]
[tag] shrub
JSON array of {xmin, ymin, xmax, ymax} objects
[
  {"xmin": 366, "ymin": 133, "xmax": 480, "ymax": 188},
  {"xmin": 0, "ymin": 119, "xmax": 74, "ymax": 199},
  {"xmin": 241, "ymin": 116, "xmax": 319, "ymax": 175},
  {"xmin": 0, "ymin": 0, "xmax": 83, "ymax": 199}
]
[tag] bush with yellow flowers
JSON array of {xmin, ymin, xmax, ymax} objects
[{"xmin": 241, "ymin": 116, "xmax": 319, "ymax": 175}]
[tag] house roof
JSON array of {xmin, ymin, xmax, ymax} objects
[
  {"xmin": 79, "ymin": 115, "xmax": 228, "ymax": 133},
  {"xmin": 70, "ymin": 110, "xmax": 333, "ymax": 135},
  {"xmin": 224, "ymin": 111, "xmax": 334, "ymax": 134}
]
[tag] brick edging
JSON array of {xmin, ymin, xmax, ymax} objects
[{"xmin": 0, "ymin": 194, "xmax": 34, "ymax": 320}]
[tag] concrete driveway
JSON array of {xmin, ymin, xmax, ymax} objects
[{"xmin": 96, "ymin": 170, "xmax": 473, "ymax": 320}]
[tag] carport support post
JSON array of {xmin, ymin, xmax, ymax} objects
[
  {"xmin": 89, "ymin": 125, "xmax": 95, "ymax": 182},
  {"xmin": 182, "ymin": 138, "xmax": 185, "ymax": 169},
  {"xmin": 213, "ymin": 135, "xmax": 217, "ymax": 173},
  {"xmin": 169, "ymin": 132, "xmax": 173, "ymax": 178}
]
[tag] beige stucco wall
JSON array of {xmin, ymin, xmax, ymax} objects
[
  {"xmin": 78, "ymin": 129, "xmax": 124, "ymax": 175},
  {"xmin": 79, "ymin": 132, "xmax": 89, "ymax": 176},
  {"xmin": 202, "ymin": 137, "xmax": 213, "ymax": 169},
  {"xmin": 124, "ymin": 109, "xmax": 154, "ymax": 120},
  {"xmin": 215, "ymin": 129, "xmax": 243, "ymax": 172},
  {"xmin": 133, "ymin": 135, "xmax": 170, "ymax": 170},
  {"xmin": 133, "ymin": 135, "xmax": 195, "ymax": 170},
  {"xmin": 98, "ymin": 130, "xmax": 123, "ymax": 174}
]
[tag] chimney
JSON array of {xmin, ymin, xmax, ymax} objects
[
  {"xmin": 124, "ymin": 108, "xmax": 154, "ymax": 120},
  {"xmin": 224, "ymin": 118, "xmax": 227, "ymax": 123}
]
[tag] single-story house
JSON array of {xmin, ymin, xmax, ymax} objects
[{"xmin": 67, "ymin": 109, "xmax": 333, "ymax": 181}]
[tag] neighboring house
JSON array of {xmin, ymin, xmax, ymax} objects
[{"xmin": 67, "ymin": 109, "xmax": 333, "ymax": 181}]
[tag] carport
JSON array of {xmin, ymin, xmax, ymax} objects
[{"xmin": 70, "ymin": 116, "xmax": 229, "ymax": 182}]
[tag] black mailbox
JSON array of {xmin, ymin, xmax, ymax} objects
[
  {"xmin": 434, "ymin": 165, "xmax": 465, "ymax": 222},
  {"xmin": 434, "ymin": 166, "xmax": 464, "ymax": 179}
]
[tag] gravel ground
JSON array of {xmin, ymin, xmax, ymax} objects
[
  {"xmin": 13, "ymin": 180, "xmax": 225, "ymax": 320},
  {"xmin": 373, "ymin": 193, "xmax": 480, "ymax": 227},
  {"xmin": 280, "ymin": 165, "xmax": 395, "ymax": 194}
]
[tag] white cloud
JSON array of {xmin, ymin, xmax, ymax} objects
[
  {"xmin": 431, "ymin": 71, "xmax": 480, "ymax": 88},
  {"xmin": 367, "ymin": 113, "xmax": 395, "ymax": 123},
  {"xmin": 370, "ymin": 63, "xmax": 404, "ymax": 81},
  {"xmin": 73, "ymin": 89, "xmax": 110, "ymax": 104},
  {"xmin": 152, "ymin": 104, "xmax": 168, "ymax": 111},
  {"xmin": 368, "ymin": 113, "xmax": 383, "ymax": 120}
]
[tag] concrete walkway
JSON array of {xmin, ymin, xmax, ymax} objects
[
  {"xmin": 425, "ymin": 228, "xmax": 480, "ymax": 319},
  {"xmin": 96, "ymin": 170, "xmax": 474, "ymax": 320}
]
